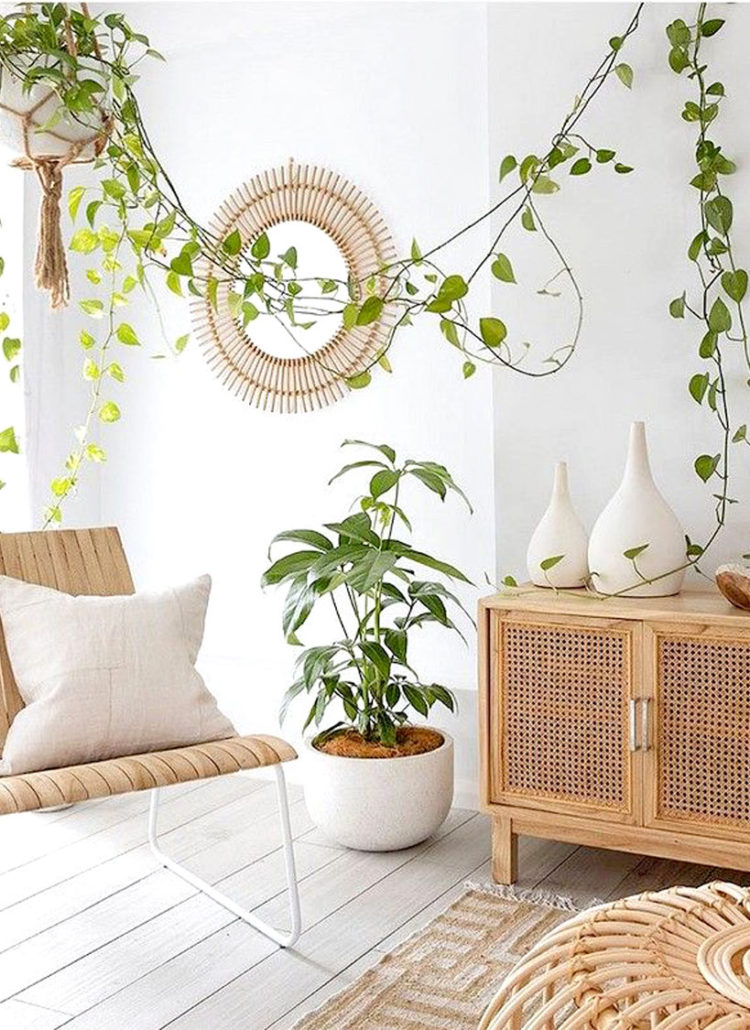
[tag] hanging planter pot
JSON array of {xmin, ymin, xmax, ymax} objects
[{"xmin": 0, "ymin": 19, "xmax": 111, "ymax": 309}]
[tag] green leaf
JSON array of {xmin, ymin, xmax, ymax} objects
[
  {"xmin": 356, "ymin": 296, "xmax": 384, "ymax": 326},
  {"xmin": 347, "ymin": 551, "xmax": 399, "ymax": 594},
  {"xmin": 689, "ymin": 373, "xmax": 709, "ymax": 404},
  {"xmin": 0, "ymin": 426, "xmax": 18, "ymax": 453},
  {"xmin": 615, "ymin": 63, "xmax": 633, "ymax": 88},
  {"xmin": 251, "ymin": 232, "xmax": 270, "ymax": 260},
  {"xmin": 491, "ymin": 254, "xmax": 516, "ymax": 283},
  {"xmin": 708, "ymin": 296, "xmax": 732, "ymax": 333},
  {"xmin": 438, "ymin": 275, "xmax": 469, "ymax": 302},
  {"xmin": 462, "ymin": 360, "xmax": 476, "ymax": 379},
  {"xmin": 540, "ymin": 554, "xmax": 564, "ymax": 571},
  {"xmin": 384, "ymin": 628, "xmax": 407, "ymax": 663},
  {"xmin": 166, "ymin": 271, "xmax": 183, "ymax": 296},
  {"xmin": 410, "ymin": 238, "xmax": 422, "ymax": 262},
  {"xmin": 70, "ymin": 228, "xmax": 99, "ymax": 254},
  {"xmin": 342, "ymin": 303, "xmax": 358, "ymax": 329},
  {"xmin": 170, "ymin": 251, "xmax": 193, "ymax": 277},
  {"xmin": 705, "ymin": 196, "xmax": 733, "ymax": 234},
  {"xmin": 342, "ymin": 440, "xmax": 397, "ymax": 463},
  {"xmin": 699, "ymin": 331, "xmax": 717, "ymax": 358},
  {"xmin": 85, "ymin": 443, "xmax": 106, "ymax": 462},
  {"xmin": 519, "ymin": 154, "xmax": 539, "ymax": 183},
  {"xmin": 694, "ymin": 453, "xmax": 720, "ymax": 482},
  {"xmin": 79, "ymin": 299, "xmax": 104, "ymax": 318},
  {"xmin": 614, "ymin": 163, "xmax": 634, "ymax": 174},
  {"xmin": 570, "ymin": 158, "xmax": 591, "ymax": 176},
  {"xmin": 502, "ymin": 575, "xmax": 518, "ymax": 587},
  {"xmin": 479, "ymin": 317, "xmax": 507, "ymax": 348},
  {"xmin": 722, "ymin": 269, "xmax": 748, "ymax": 303},
  {"xmin": 280, "ymin": 246, "xmax": 298, "ymax": 271},
  {"xmin": 98, "ymin": 401, "xmax": 121, "ymax": 423},
  {"xmin": 623, "ymin": 544, "xmax": 649, "ymax": 560},
  {"xmin": 733, "ymin": 425, "xmax": 747, "ymax": 443},
  {"xmin": 440, "ymin": 319, "xmax": 460, "ymax": 347},
  {"xmin": 400, "ymin": 550, "xmax": 471, "ymax": 584},
  {"xmin": 499, "ymin": 155, "xmax": 517, "ymax": 182},
  {"xmin": 2, "ymin": 337, "xmax": 21, "ymax": 362},
  {"xmin": 531, "ymin": 176, "xmax": 559, "ymax": 195},
  {"xmin": 403, "ymin": 684, "xmax": 429, "ymax": 718},
  {"xmin": 370, "ymin": 469, "xmax": 399, "ymax": 498},
  {"xmin": 68, "ymin": 185, "xmax": 85, "ymax": 221},
  {"xmin": 669, "ymin": 46, "xmax": 689, "ymax": 74},
  {"xmin": 175, "ymin": 334, "xmax": 189, "ymax": 353},
  {"xmin": 706, "ymin": 81, "xmax": 725, "ymax": 96},
  {"xmin": 669, "ymin": 293, "xmax": 685, "ymax": 318},
  {"xmin": 222, "ymin": 229, "xmax": 242, "ymax": 256},
  {"xmin": 116, "ymin": 323, "xmax": 140, "ymax": 346},
  {"xmin": 688, "ymin": 231, "xmax": 706, "ymax": 261},
  {"xmin": 347, "ymin": 371, "xmax": 372, "ymax": 389},
  {"xmin": 268, "ymin": 530, "xmax": 332, "ymax": 556},
  {"xmin": 521, "ymin": 207, "xmax": 536, "ymax": 232},
  {"xmin": 609, "ymin": 35, "xmax": 623, "ymax": 51},
  {"xmin": 701, "ymin": 18, "xmax": 724, "ymax": 36},
  {"xmin": 596, "ymin": 149, "xmax": 615, "ymax": 163},
  {"xmin": 262, "ymin": 550, "xmax": 320, "ymax": 587}
]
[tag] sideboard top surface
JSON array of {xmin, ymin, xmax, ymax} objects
[{"xmin": 480, "ymin": 584, "xmax": 750, "ymax": 627}]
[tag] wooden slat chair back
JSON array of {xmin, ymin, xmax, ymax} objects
[
  {"xmin": 0, "ymin": 527, "xmax": 301, "ymax": 946},
  {"xmin": 0, "ymin": 527, "xmax": 135, "ymax": 749}
]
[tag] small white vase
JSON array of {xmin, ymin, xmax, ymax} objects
[
  {"xmin": 527, "ymin": 462, "xmax": 589, "ymax": 588},
  {"xmin": 588, "ymin": 422, "xmax": 685, "ymax": 597}
]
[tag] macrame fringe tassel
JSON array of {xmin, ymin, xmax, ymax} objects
[{"xmin": 33, "ymin": 159, "xmax": 69, "ymax": 310}]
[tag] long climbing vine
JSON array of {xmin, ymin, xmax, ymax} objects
[{"xmin": 0, "ymin": 1, "xmax": 747, "ymax": 582}]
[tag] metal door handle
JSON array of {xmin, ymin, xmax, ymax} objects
[
  {"xmin": 641, "ymin": 698, "xmax": 651, "ymax": 752},
  {"xmin": 629, "ymin": 699, "xmax": 638, "ymax": 752}
]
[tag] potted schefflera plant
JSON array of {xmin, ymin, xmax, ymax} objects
[{"xmin": 262, "ymin": 440, "xmax": 473, "ymax": 851}]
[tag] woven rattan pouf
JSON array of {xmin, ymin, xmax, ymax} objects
[{"xmin": 479, "ymin": 883, "xmax": 750, "ymax": 1029}]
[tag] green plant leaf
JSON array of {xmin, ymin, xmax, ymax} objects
[
  {"xmin": 116, "ymin": 323, "xmax": 140, "ymax": 346},
  {"xmin": 251, "ymin": 232, "xmax": 270, "ymax": 260},
  {"xmin": 68, "ymin": 186, "xmax": 85, "ymax": 221},
  {"xmin": 438, "ymin": 275, "xmax": 469, "ymax": 302},
  {"xmin": 614, "ymin": 163, "xmax": 634, "ymax": 174},
  {"xmin": 531, "ymin": 176, "xmax": 559, "ymax": 195},
  {"xmin": 689, "ymin": 372, "xmax": 709, "ymax": 403},
  {"xmin": 540, "ymin": 554, "xmax": 564, "ymax": 571},
  {"xmin": 268, "ymin": 530, "xmax": 333, "ymax": 556},
  {"xmin": 701, "ymin": 18, "xmax": 724, "ymax": 36},
  {"xmin": 356, "ymin": 296, "xmax": 384, "ymax": 326},
  {"xmin": 733, "ymin": 425, "xmax": 747, "ymax": 443},
  {"xmin": 0, "ymin": 426, "xmax": 18, "ymax": 453},
  {"xmin": 615, "ymin": 63, "xmax": 633, "ymax": 88},
  {"xmin": 462, "ymin": 360, "xmax": 476, "ymax": 379},
  {"xmin": 479, "ymin": 317, "xmax": 507, "ymax": 348},
  {"xmin": 694, "ymin": 453, "xmax": 720, "ymax": 482},
  {"xmin": 347, "ymin": 371, "xmax": 372, "ymax": 389},
  {"xmin": 499, "ymin": 155, "xmax": 517, "ymax": 182},
  {"xmin": 491, "ymin": 253, "xmax": 516, "ymax": 283},
  {"xmin": 79, "ymin": 299, "xmax": 104, "ymax": 318},
  {"xmin": 400, "ymin": 550, "xmax": 471, "ymax": 584},
  {"xmin": 705, "ymin": 196, "xmax": 733, "ymax": 234},
  {"xmin": 2, "ymin": 337, "xmax": 21, "ymax": 363},
  {"xmin": 722, "ymin": 269, "xmax": 748, "ymax": 303},
  {"xmin": 261, "ymin": 550, "xmax": 321, "ymax": 587},
  {"xmin": 596, "ymin": 149, "xmax": 615, "ymax": 163},
  {"xmin": 623, "ymin": 544, "xmax": 649, "ymax": 560},
  {"xmin": 570, "ymin": 158, "xmax": 591, "ymax": 176},
  {"xmin": 669, "ymin": 294, "xmax": 685, "ymax": 318},
  {"xmin": 502, "ymin": 575, "xmax": 518, "ymax": 587},
  {"xmin": 370, "ymin": 469, "xmax": 399, "ymax": 498},
  {"xmin": 708, "ymin": 296, "xmax": 732, "ymax": 333},
  {"xmin": 98, "ymin": 401, "xmax": 121, "ymax": 424},
  {"xmin": 521, "ymin": 207, "xmax": 536, "ymax": 232},
  {"xmin": 222, "ymin": 229, "xmax": 242, "ymax": 256},
  {"xmin": 70, "ymin": 228, "xmax": 99, "ymax": 254}
]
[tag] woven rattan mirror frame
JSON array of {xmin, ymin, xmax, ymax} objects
[{"xmin": 191, "ymin": 160, "xmax": 397, "ymax": 413}]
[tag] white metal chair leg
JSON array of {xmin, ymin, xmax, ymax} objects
[{"xmin": 148, "ymin": 764, "xmax": 302, "ymax": 948}]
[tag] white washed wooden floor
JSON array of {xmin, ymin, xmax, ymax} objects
[{"xmin": 0, "ymin": 776, "xmax": 739, "ymax": 1030}]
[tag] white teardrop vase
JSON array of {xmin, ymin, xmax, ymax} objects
[
  {"xmin": 527, "ymin": 462, "xmax": 589, "ymax": 588},
  {"xmin": 588, "ymin": 421, "xmax": 685, "ymax": 597}
]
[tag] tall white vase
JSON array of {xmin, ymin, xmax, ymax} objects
[
  {"xmin": 527, "ymin": 462, "xmax": 589, "ymax": 588},
  {"xmin": 588, "ymin": 422, "xmax": 685, "ymax": 597}
]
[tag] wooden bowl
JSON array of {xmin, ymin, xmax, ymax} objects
[{"xmin": 716, "ymin": 563, "xmax": 750, "ymax": 610}]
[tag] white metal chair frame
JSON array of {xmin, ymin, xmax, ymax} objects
[{"xmin": 148, "ymin": 764, "xmax": 302, "ymax": 948}]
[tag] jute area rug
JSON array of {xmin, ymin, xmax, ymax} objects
[{"xmin": 292, "ymin": 884, "xmax": 584, "ymax": 1030}]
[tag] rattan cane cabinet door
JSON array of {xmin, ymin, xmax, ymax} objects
[
  {"xmin": 646, "ymin": 624, "xmax": 750, "ymax": 839},
  {"xmin": 491, "ymin": 614, "xmax": 639, "ymax": 823}
]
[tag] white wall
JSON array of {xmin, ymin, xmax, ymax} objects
[
  {"xmin": 489, "ymin": 2, "xmax": 750, "ymax": 581},
  {"xmin": 24, "ymin": 2, "xmax": 494, "ymax": 804}
]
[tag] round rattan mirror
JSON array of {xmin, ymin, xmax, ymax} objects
[{"xmin": 192, "ymin": 160, "xmax": 396, "ymax": 413}]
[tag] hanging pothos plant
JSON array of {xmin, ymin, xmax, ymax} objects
[{"xmin": 0, "ymin": 1, "xmax": 745, "ymax": 587}]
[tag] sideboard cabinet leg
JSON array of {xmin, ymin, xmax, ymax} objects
[{"xmin": 491, "ymin": 816, "xmax": 518, "ymax": 885}]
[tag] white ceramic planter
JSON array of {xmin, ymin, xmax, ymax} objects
[
  {"xmin": 527, "ymin": 461, "xmax": 589, "ymax": 588},
  {"xmin": 303, "ymin": 731, "xmax": 454, "ymax": 851}
]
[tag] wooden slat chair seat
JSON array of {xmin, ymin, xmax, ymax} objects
[
  {"xmin": 0, "ymin": 733, "xmax": 296, "ymax": 815},
  {"xmin": 0, "ymin": 527, "xmax": 301, "ymax": 948}
]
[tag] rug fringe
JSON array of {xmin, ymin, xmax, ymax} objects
[{"xmin": 464, "ymin": 880, "xmax": 604, "ymax": 912}]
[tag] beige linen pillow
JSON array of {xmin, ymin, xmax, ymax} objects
[{"xmin": 0, "ymin": 573, "xmax": 235, "ymax": 775}]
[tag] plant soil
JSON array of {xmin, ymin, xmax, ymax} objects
[{"xmin": 315, "ymin": 726, "xmax": 444, "ymax": 759}]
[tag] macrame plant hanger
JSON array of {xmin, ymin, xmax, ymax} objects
[{"xmin": 0, "ymin": 3, "xmax": 111, "ymax": 308}]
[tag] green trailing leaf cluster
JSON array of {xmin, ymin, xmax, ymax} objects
[
  {"xmin": 0, "ymin": 3, "xmax": 646, "ymax": 522},
  {"xmin": 261, "ymin": 441, "xmax": 473, "ymax": 746}
]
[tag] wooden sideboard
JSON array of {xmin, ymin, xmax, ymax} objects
[{"xmin": 478, "ymin": 586, "xmax": 750, "ymax": 883}]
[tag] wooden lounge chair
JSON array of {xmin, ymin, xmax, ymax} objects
[{"xmin": 0, "ymin": 527, "xmax": 301, "ymax": 948}]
